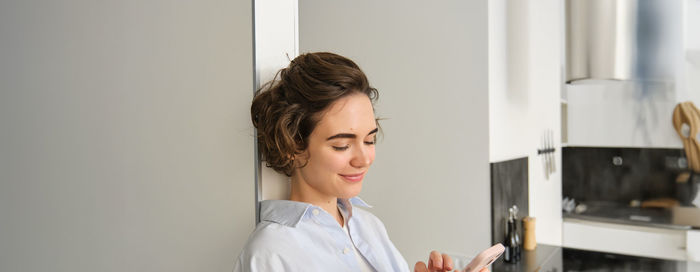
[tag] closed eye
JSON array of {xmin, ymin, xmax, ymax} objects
[
  {"xmin": 364, "ymin": 136, "xmax": 377, "ymax": 145},
  {"xmin": 332, "ymin": 145, "xmax": 349, "ymax": 151}
]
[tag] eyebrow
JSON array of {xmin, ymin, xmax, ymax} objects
[{"xmin": 326, "ymin": 128, "xmax": 379, "ymax": 141}]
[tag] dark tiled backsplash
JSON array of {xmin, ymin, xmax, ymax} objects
[
  {"xmin": 562, "ymin": 147, "xmax": 686, "ymax": 204},
  {"xmin": 491, "ymin": 157, "xmax": 528, "ymax": 245}
]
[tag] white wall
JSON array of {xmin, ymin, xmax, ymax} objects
[
  {"xmin": 681, "ymin": 0, "xmax": 700, "ymax": 108},
  {"xmin": 0, "ymin": 1, "xmax": 255, "ymax": 271},
  {"xmin": 488, "ymin": 0, "xmax": 564, "ymax": 245},
  {"xmin": 299, "ymin": 0, "xmax": 491, "ymax": 264}
]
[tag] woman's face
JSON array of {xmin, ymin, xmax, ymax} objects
[{"xmin": 292, "ymin": 93, "xmax": 377, "ymax": 201}]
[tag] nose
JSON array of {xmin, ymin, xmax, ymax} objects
[{"xmin": 350, "ymin": 144, "xmax": 373, "ymax": 168}]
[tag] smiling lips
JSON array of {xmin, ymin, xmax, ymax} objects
[{"xmin": 339, "ymin": 172, "xmax": 365, "ymax": 183}]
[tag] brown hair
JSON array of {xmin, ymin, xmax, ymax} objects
[{"xmin": 251, "ymin": 52, "xmax": 378, "ymax": 176}]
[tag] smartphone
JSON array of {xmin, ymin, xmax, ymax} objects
[{"xmin": 463, "ymin": 243, "xmax": 505, "ymax": 272}]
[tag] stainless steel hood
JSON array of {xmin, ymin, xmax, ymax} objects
[{"xmin": 566, "ymin": 0, "xmax": 682, "ymax": 83}]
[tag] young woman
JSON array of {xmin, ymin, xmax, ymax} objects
[{"xmin": 234, "ymin": 52, "xmax": 478, "ymax": 272}]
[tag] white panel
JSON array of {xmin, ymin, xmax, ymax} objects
[
  {"xmin": 525, "ymin": 0, "xmax": 564, "ymax": 246},
  {"xmin": 299, "ymin": 0, "xmax": 490, "ymax": 264},
  {"xmin": 254, "ymin": 0, "xmax": 298, "ymax": 201},
  {"xmin": 0, "ymin": 1, "xmax": 255, "ymax": 271},
  {"xmin": 687, "ymin": 229, "xmax": 700, "ymax": 262},
  {"xmin": 563, "ymin": 219, "xmax": 686, "ymax": 261},
  {"xmin": 255, "ymin": 0, "xmax": 297, "ymax": 82},
  {"xmin": 488, "ymin": 0, "xmax": 563, "ymax": 245},
  {"xmin": 681, "ymin": 0, "xmax": 700, "ymax": 113},
  {"xmin": 686, "ymin": 0, "xmax": 700, "ymax": 50}
]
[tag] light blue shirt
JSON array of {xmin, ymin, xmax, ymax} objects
[{"xmin": 233, "ymin": 197, "xmax": 409, "ymax": 272}]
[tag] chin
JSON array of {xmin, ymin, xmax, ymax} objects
[{"xmin": 339, "ymin": 184, "xmax": 363, "ymax": 199}]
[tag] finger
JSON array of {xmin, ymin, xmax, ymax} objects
[
  {"xmin": 429, "ymin": 250, "xmax": 442, "ymax": 270},
  {"xmin": 441, "ymin": 253, "xmax": 454, "ymax": 271},
  {"xmin": 479, "ymin": 268, "xmax": 490, "ymax": 272},
  {"xmin": 414, "ymin": 261, "xmax": 428, "ymax": 272}
]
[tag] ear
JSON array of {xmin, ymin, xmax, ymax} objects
[{"xmin": 292, "ymin": 150, "xmax": 310, "ymax": 168}]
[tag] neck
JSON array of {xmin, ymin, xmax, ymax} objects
[{"xmin": 289, "ymin": 175, "xmax": 344, "ymax": 227}]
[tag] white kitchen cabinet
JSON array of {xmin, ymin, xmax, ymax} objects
[
  {"xmin": 563, "ymin": 218, "xmax": 688, "ymax": 261},
  {"xmin": 688, "ymin": 229, "xmax": 700, "ymax": 262}
]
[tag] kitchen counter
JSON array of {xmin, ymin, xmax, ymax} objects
[
  {"xmin": 492, "ymin": 244, "xmax": 700, "ymax": 272},
  {"xmin": 492, "ymin": 244, "xmax": 561, "ymax": 272},
  {"xmin": 562, "ymin": 201, "xmax": 700, "ymax": 230}
]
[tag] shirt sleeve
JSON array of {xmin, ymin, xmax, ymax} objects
[{"xmin": 233, "ymin": 249, "xmax": 290, "ymax": 272}]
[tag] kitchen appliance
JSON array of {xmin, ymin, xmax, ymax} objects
[{"xmin": 566, "ymin": 0, "xmax": 681, "ymax": 83}]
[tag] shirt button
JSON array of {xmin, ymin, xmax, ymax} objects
[
  {"xmin": 343, "ymin": 247, "xmax": 350, "ymax": 254},
  {"xmin": 312, "ymin": 209, "xmax": 320, "ymax": 216}
]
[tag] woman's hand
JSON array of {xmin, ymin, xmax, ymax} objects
[
  {"xmin": 413, "ymin": 250, "xmax": 490, "ymax": 272},
  {"xmin": 414, "ymin": 250, "xmax": 453, "ymax": 272}
]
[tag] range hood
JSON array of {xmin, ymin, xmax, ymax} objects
[{"xmin": 566, "ymin": 0, "xmax": 681, "ymax": 84}]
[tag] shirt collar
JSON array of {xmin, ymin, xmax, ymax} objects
[{"xmin": 259, "ymin": 197, "xmax": 371, "ymax": 227}]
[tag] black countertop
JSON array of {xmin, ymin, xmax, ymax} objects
[
  {"xmin": 492, "ymin": 244, "xmax": 560, "ymax": 272},
  {"xmin": 492, "ymin": 244, "xmax": 700, "ymax": 272}
]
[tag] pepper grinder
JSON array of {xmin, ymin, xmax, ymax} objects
[{"xmin": 523, "ymin": 216, "xmax": 536, "ymax": 250}]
